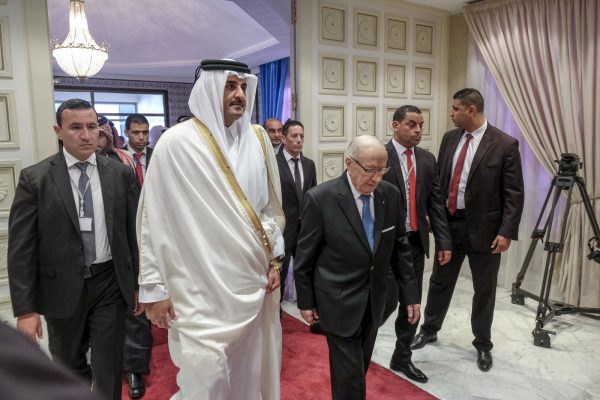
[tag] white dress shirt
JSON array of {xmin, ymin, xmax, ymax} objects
[
  {"xmin": 63, "ymin": 149, "xmax": 111, "ymax": 263},
  {"xmin": 450, "ymin": 120, "xmax": 487, "ymax": 210},
  {"xmin": 283, "ymin": 148, "xmax": 304, "ymax": 189},
  {"xmin": 391, "ymin": 139, "xmax": 417, "ymax": 231},
  {"xmin": 347, "ymin": 171, "xmax": 374, "ymax": 218},
  {"xmin": 126, "ymin": 144, "xmax": 148, "ymax": 176}
]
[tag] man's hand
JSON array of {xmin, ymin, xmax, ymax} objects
[
  {"xmin": 406, "ymin": 304, "xmax": 421, "ymax": 325},
  {"xmin": 300, "ymin": 308, "xmax": 319, "ymax": 325},
  {"xmin": 16, "ymin": 313, "xmax": 43, "ymax": 342},
  {"xmin": 134, "ymin": 291, "xmax": 145, "ymax": 316},
  {"xmin": 144, "ymin": 298, "xmax": 176, "ymax": 329},
  {"xmin": 437, "ymin": 250, "xmax": 452, "ymax": 265},
  {"xmin": 491, "ymin": 235, "xmax": 512, "ymax": 253},
  {"xmin": 266, "ymin": 267, "xmax": 281, "ymax": 294}
]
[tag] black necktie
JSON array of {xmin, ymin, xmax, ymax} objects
[{"xmin": 292, "ymin": 158, "xmax": 302, "ymax": 199}]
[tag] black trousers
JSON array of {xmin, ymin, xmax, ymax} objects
[
  {"xmin": 279, "ymin": 252, "xmax": 293, "ymax": 302},
  {"xmin": 123, "ymin": 311, "xmax": 152, "ymax": 374},
  {"xmin": 46, "ymin": 265, "xmax": 126, "ymax": 400},
  {"xmin": 325, "ymin": 300, "xmax": 378, "ymax": 400},
  {"xmin": 421, "ymin": 214, "xmax": 501, "ymax": 352},
  {"xmin": 382, "ymin": 232, "xmax": 425, "ymax": 364}
]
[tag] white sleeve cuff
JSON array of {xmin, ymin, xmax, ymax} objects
[{"xmin": 139, "ymin": 283, "xmax": 169, "ymax": 303}]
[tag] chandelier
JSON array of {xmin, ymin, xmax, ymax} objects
[{"xmin": 52, "ymin": 0, "xmax": 108, "ymax": 79}]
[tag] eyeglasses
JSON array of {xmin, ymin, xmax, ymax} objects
[{"xmin": 350, "ymin": 157, "xmax": 390, "ymax": 176}]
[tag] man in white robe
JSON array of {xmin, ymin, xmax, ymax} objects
[{"xmin": 138, "ymin": 59, "xmax": 285, "ymax": 400}]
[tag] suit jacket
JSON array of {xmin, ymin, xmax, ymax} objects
[
  {"xmin": 8, "ymin": 152, "xmax": 139, "ymax": 319},
  {"xmin": 437, "ymin": 125, "xmax": 524, "ymax": 252},
  {"xmin": 276, "ymin": 150, "xmax": 317, "ymax": 255},
  {"xmin": 294, "ymin": 173, "xmax": 418, "ymax": 337},
  {"xmin": 0, "ymin": 322, "xmax": 102, "ymax": 400},
  {"xmin": 384, "ymin": 141, "xmax": 451, "ymax": 256}
]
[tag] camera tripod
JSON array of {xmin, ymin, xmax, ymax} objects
[{"xmin": 511, "ymin": 154, "xmax": 600, "ymax": 348}]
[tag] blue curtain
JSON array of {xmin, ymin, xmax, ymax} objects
[{"xmin": 259, "ymin": 57, "xmax": 289, "ymax": 123}]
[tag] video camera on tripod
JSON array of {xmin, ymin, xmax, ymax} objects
[{"xmin": 511, "ymin": 153, "xmax": 600, "ymax": 348}]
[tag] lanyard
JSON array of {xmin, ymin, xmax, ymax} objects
[
  {"xmin": 400, "ymin": 153, "xmax": 415, "ymax": 188},
  {"xmin": 69, "ymin": 165, "xmax": 94, "ymax": 218}
]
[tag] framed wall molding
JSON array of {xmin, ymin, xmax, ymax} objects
[
  {"xmin": 384, "ymin": 60, "xmax": 406, "ymax": 98},
  {"xmin": 319, "ymin": 2, "xmax": 347, "ymax": 46},
  {"xmin": 353, "ymin": 104, "xmax": 377, "ymax": 137},
  {"xmin": 0, "ymin": 160, "xmax": 20, "ymax": 219},
  {"xmin": 0, "ymin": 229, "xmax": 7, "ymax": 284},
  {"xmin": 0, "ymin": 17, "xmax": 12, "ymax": 78},
  {"xmin": 354, "ymin": 9, "xmax": 379, "ymax": 49},
  {"xmin": 0, "ymin": 90, "xmax": 19, "ymax": 148},
  {"xmin": 383, "ymin": 105, "xmax": 397, "ymax": 141},
  {"xmin": 319, "ymin": 149, "xmax": 346, "ymax": 183},
  {"xmin": 413, "ymin": 64, "xmax": 433, "ymax": 98},
  {"xmin": 420, "ymin": 108, "xmax": 431, "ymax": 138},
  {"xmin": 319, "ymin": 103, "xmax": 346, "ymax": 142},
  {"xmin": 385, "ymin": 14, "xmax": 408, "ymax": 53},
  {"xmin": 414, "ymin": 21, "xmax": 434, "ymax": 55},
  {"xmin": 353, "ymin": 57, "xmax": 378, "ymax": 96},
  {"xmin": 319, "ymin": 53, "xmax": 347, "ymax": 95}
]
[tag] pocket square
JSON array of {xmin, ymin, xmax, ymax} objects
[{"xmin": 382, "ymin": 226, "xmax": 395, "ymax": 233}]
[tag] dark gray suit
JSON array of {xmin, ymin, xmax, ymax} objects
[
  {"xmin": 421, "ymin": 125, "xmax": 524, "ymax": 351},
  {"xmin": 8, "ymin": 151, "xmax": 139, "ymax": 400},
  {"xmin": 382, "ymin": 141, "xmax": 451, "ymax": 364},
  {"xmin": 294, "ymin": 173, "xmax": 418, "ymax": 400}
]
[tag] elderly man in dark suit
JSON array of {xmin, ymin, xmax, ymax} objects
[
  {"xmin": 295, "ymin": 135, "xmax": 420, "ymax": 400},
  {"xmin": 381, "ymin": 105, "xmax": 452, "ymax": 383},
  {"xmin": 8, "ymin": 98, "xmax": 140, "ymax": 400},
  {"xmin": 276, "ymin": 120, "xmax": 316, "ymax": 306},
  {"xmin": 411, "ymin": 88, "xmax": 524, "ymax": 372}
]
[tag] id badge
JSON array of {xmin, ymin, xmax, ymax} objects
[{"xmin": 79, "ymin": 217, "xmax": 93, "ymax": 232}]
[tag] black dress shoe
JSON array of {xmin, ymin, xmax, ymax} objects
[
  {"xmin": 477, "ymin": 351, "xmax": 493, "ymax": 372},
  {"xmin": 390, "ymin": 360, "xmax": 428, "ymax": 383},
  {"xmin": 410, "ymin": 332, "xmax": 437, "ymax": 350},
  {"xmin": 309, "ymin": 321, "xmax": 325, "ymax": 335},
  {"xmin": 127, "ymin": 372, "xmax": 145, "ymax": 399}
]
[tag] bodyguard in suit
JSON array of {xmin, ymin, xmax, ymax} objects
[
  {"xmin": 8, "ymin": 99, "xmax": 140, "ymax": 400},
  {"xmin": 295, "ymin": 136, "xmax": 420, "ymax": 400},
  {"xmin": 276, "ymin": 119, "xmax": 317, "ymax": 302},
  {"xmin": 382, "ymin": 105, "xmax": 452, "ymax": 383},
  {"xmin": 123, "ymin": 113, "xmax": 153, "ymax": 398},
  {"xmin": 264, "ymin": 117, "xmax": 284, "ymax": 153},
  {"xmin": 411, "ymin": 88, "xmax": 524, "ymax": 372}
]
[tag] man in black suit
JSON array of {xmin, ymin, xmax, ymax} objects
[
  {"xmin": 123, "ymin": 113, "xmax": 153, "ymax": 398},
  {"xmin": 411, "ymin": 88, "xmax": 524, "ymax": 372},
  {"xmin": 295, "ymin": 135, "xmax": 420, "ymax": 400},
  {"xmin": 381, "ymin": 105, "xmax": 452, "ymax": 383},
  {"xmin": 8, "ymin": 98, "xmax": 140, "ymax": 399},
  {"xmin": 276, "ymin": 119, "xmax": 317, "ymax": 303}
]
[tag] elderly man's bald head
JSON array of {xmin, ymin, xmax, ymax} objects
[{"xmin": 345, "ymin": 136, "xmax": 388, "ymax": 195}]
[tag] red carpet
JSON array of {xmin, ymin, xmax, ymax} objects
[{"xmin": 122, "ymin": 314, "xmax": 437, "ymax": 399}]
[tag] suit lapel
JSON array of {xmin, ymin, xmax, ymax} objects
[
  {"xmin": 97, "ymin": 156, "xmax": 114, "ymax": 245},
  {"xmin": 300, "ymin": 155, "xmax": 312, "ymax": 193},
  {"xmin": 337, "ymin": 175, "xmax": 371, "ymax": 254},
  {"xmin": 386, "ymin": 141, "xmax": 406, "ymax": 199},
  {"xmin": 372, "ymin": 185, "xmax": 385, "ymax": 252},
  {"xmin": 50, "ymin": 153, "xmax": 80, "ymax": 234},
  {"xmin": 467, "ymin": 126, "xmax": 494, "ymax": 185},
  {"xmin": 441, "ymin": 131, "xmax": 463, "ymax": 193},
  {"xmin": 414, "ymin": 146, "xmax": 426, "ymax": 204},
  {"xmin": 277, "ymin": 153, "xmax": 299, "ymax": 201}
]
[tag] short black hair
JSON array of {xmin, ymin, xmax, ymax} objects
[
  {"xmin": 56, "ymin": 99, "xmax": 95, "ymax": 127},
  {"xmin": 282, "ymin": 119, "xmax": 304, "ymax": 135},
  {"xmin": 392, "ymin": 105, "xmax": 422, "ymax": 123},
  {"xmin": 125, "ymin": 114, "xmax": 149, "ymax": 130},
  {"xmin": 453, "ymin": 88, "xmax": 484, "ymax": 113}
]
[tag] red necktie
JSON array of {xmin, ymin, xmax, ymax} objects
[
  {"xmin": 134, "ymin": 153, "xmax": 144, "ymax": 186},
  {"xmin": 404, "ymin": 148, "xmax": 418, "ymax": 232},
  {"xmin": 447, "ymin": 133, "xmax": 473, "ymax": 215}
]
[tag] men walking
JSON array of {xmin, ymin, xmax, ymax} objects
[{"xmin": 411, "ymin": 88, "xmax": 524, "ymax": 372}]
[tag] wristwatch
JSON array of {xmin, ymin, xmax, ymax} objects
[{"xmin": 269, "ymin": 257, "xmax": 282, "ymax": 274}]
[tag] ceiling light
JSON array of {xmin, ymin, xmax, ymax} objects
[{"xmin": 52, "ymin": 0, "xmax": 108, "ymax": 79}]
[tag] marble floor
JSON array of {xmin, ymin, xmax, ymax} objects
[{"xmin": 283, "ymin": 272, "xmax": 600, "ymax": 400}]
